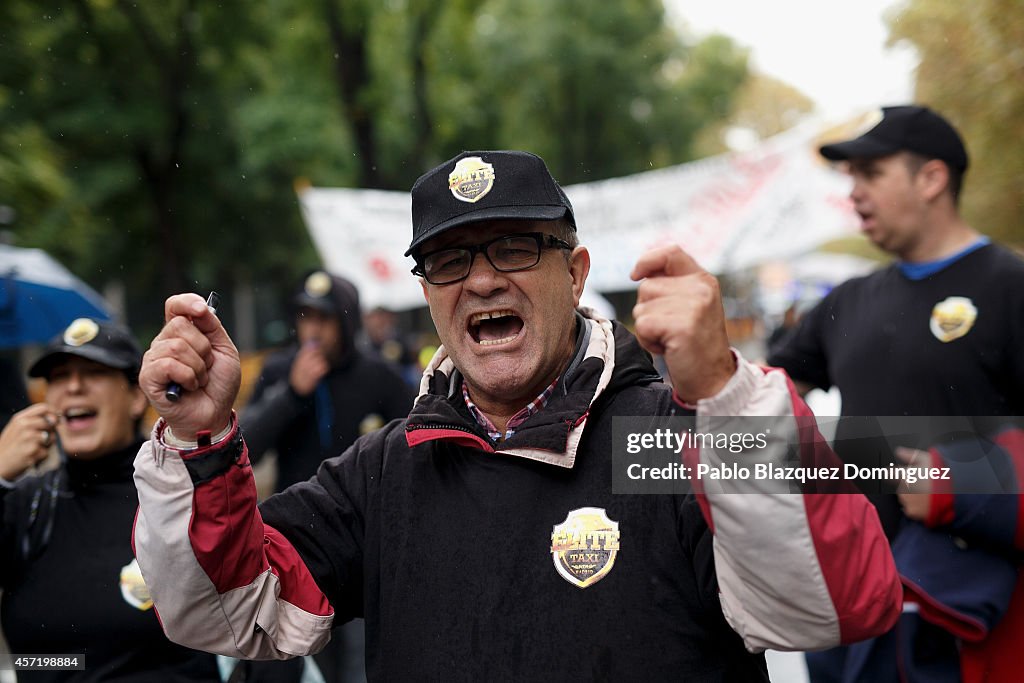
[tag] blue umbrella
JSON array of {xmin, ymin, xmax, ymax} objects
[{"xmin": 0, "ymin": 244, "xmax": 111, "ymax": 348}]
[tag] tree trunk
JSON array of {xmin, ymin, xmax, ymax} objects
[{"xmin": 324, "ymin": 0, "xmax": 381, "ymax": 188}]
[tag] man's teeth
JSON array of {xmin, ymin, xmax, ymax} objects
[
  {"xmin": 470, "ymin": 310, "xmax": 516, "ymax": 325},
  {"xmin": 479, "ymin": 335, "xmax": 518, "ymax": 346},
  {"xmin": 469, "ymin": 309, "xmax": 521, "ymax": 346},
  {"xmin": 64, "ymin": 408, "xmax": 94, "ymax": 419}
]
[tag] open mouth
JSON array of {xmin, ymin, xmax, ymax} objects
[
  {"xmin": 62, "ymin": 407, "xmax": 98, "ymax": 430},
  {"xmin": 469, "ymin": 310, "xmax": 524, "ymax": 346}
]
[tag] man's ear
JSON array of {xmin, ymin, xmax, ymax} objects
[
  {"xmin": 917, "ymin": 158, "xmax": 951, "ymax": 203},
  {"xmin": 420, "ymin": 278, "xmax": 430, "ymax": 305},
  {"xmin": 568, "ymin": 246, "xmax": 591, "ymax": 307}
]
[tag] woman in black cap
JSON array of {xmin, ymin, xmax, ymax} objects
[{"xmin": 0, "ymin": 318, "xmax": 219, "ymax": 682}]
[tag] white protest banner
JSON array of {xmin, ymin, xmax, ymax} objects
[
  {"xmin": 298, "ymin": 187, "xmax": 421, "ymax": 310},
  {"xmin": 298, "ymin": 122, "xmax": 859, "ymax": 311}
]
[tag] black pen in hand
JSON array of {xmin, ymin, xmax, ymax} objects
[{"xmin": 165, "ymin": 291, "xmax": 221, "ymax": 402}]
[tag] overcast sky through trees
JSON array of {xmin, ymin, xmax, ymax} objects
[{"xmin": 668, "ymin": 0, "xmax": 917, "ymax": 120}]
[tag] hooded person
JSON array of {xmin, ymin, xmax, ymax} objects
[
  {"xmin": 241, "ymin": 270, "xmax": 414, "ymax": 493},
  {"xmin": 240, "ymin": 272, "xmax": 414, "ymax": 682},
  {"xmin": 0, "ymin": 318, "xmax": 220, "ymax": 682}
]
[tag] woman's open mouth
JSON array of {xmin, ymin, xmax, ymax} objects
[{"xmin": 62, "ymin": 407, "xmax": 99, "ymax": 431}]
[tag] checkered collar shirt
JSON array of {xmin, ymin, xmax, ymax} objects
[{"xmin": 462, "ymin": 376, "xmax": 560, "ymax": 443}]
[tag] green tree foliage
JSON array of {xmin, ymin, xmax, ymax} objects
[
  {"xmin": 425, "ymin": 1, "xmax": 749, "ymax": 183},
  {"xmin": 0, "ymin": 0, "xmax": 328, "ymax": 340},
  {"xmin": 0, "ymin": 0, "xmax": 750, "ymax": 344},
  {"xmin": 268, "ymin": 0, "xmax": 750, "ymax": 186},
  {"xmin": 887, "ymin": 0, "xmax": 1024, "ymax": 246}
]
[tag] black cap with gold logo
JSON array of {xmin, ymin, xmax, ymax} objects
[
  {"xmin": 29, "ymin": 318, "xmax": 143, "ymax": 381},
  {"xmin": 406, "ymin": 150, "xmax": 576, "ymax": 257}
]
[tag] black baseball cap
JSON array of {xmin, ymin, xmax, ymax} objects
[
  {"xmin": 406, "ymin": 150, "xmax": 576, "ymax": 257},
  {"xmin": 29, "ymin": 318, "xmax": 143, "ymax": 381},
  {"xmin": 293, "ymin": 270, "xmax": 360, "ymax": 321},
  {"xmin": 819, "ymin": 105, "xmax": 969, "ymax": 173}
]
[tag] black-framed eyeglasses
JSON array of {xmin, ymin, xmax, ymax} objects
[{"xmin": 411, "ymin": 232, "xmax": 573, "ymax": 285}]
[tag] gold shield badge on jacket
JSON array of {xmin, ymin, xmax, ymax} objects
[{"xmin": 550, "ymin": 507, "xmax": 620, "ymax": 588}]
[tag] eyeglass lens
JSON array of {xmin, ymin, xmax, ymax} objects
[{"xmin": 424, "ymin": 235, "xmax": 541, "ymax": 283}]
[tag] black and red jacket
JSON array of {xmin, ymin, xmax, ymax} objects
[{"xmin": 133, "ymin": 312, "xmax": 900, "ymax": 681}]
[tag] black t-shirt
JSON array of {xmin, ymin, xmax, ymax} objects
[
  {"xmin": 770, "ymin": 244, "xmax": 1024, "ymax": 417},
  {"xmin": 0, "ymin": 443, "xmax": 219, "ymax": 682},
  {"xmin": 768, "ymin": 243, "xmax": 1024, "ymax": 532}
]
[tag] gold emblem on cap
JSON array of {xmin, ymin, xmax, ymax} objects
[
  {"xmin": 305, "ymin": 271, "xmax": 332, "ymax": 298},
  {"xmin": 63, "ymin": 318, "xmax": 99, "ymax": 347},
  {"xmin": 550, "ymin": 507, "xmax": 620, "ymax": 589},
  {"xmin": 119, "ymin": 558, "xmax": 154, "ymax": 611},
  {"xmin": 448, "ymin": 156, "xmax": 495, "ymax": 204},
  {"xmin": 930, "ymin": 296, "xmax": 977, "ymax": 343}
]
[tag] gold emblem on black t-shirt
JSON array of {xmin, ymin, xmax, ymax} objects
[
  {"xmin": 930, "ymin": 296, "xmax": 977, "ymax": 343},
  {"xmin": 119, "ymin": 558, "xmax": 154, "ymax": 611},
  {"xmin": 550, "ymin": 507, "xmax": 620, "ymax": 588}
]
